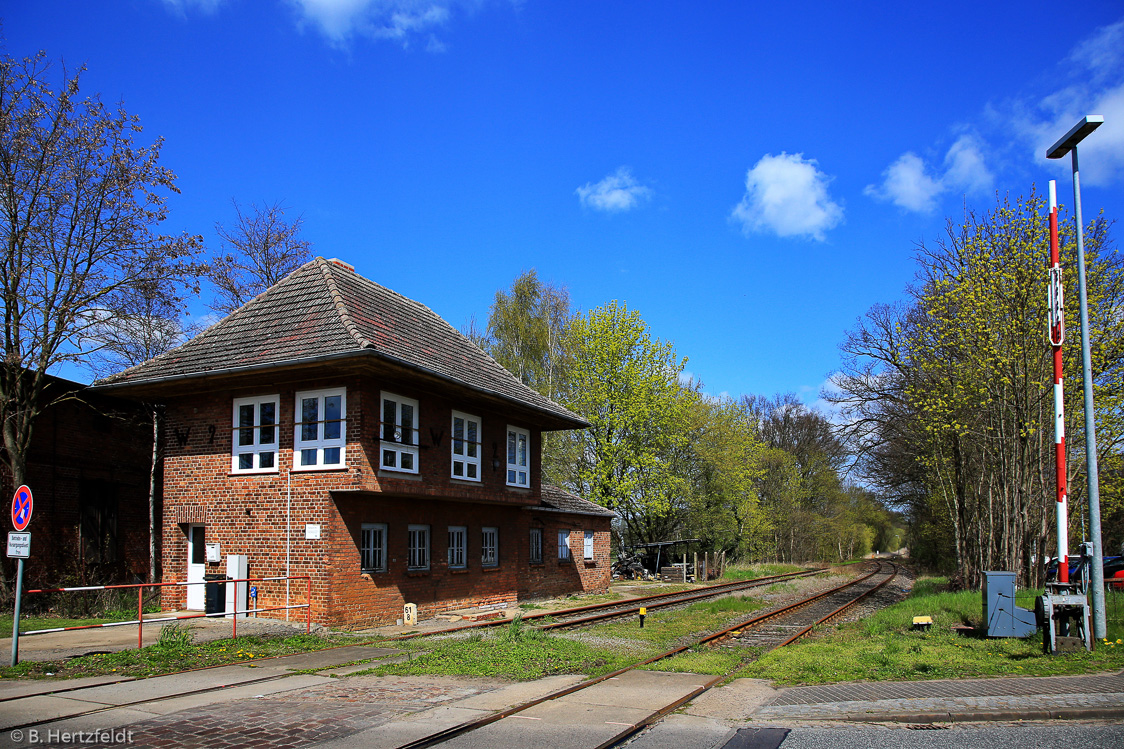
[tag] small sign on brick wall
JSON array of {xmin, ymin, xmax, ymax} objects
[{"xmin": 305, "ymin": 524, "xmax": 321, "ymax": 540}]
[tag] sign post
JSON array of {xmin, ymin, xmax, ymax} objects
[{"xmin": 9, "ymin": 485, "xmax": 33, "ymax": 666}]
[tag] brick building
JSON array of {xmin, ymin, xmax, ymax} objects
[
  {"xmin": 1, "ymin": 375, "xmax": 153, "ymax": 589},
  {"xmin": 95, "ymin": 257, "xmax": 613, "ymax": 627}
]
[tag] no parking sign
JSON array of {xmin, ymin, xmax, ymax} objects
[{"xmin": 11, "ymin": 485, "xmax": 32, "ymax": 531}]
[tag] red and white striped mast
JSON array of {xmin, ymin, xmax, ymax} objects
[{"xmin": 1048, "ymin": 180, "xmax": 1069, "ymax": 584}]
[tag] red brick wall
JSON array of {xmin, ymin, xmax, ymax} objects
[
  {"xmin": 520, "ymin": 513, "xmax": 611, "ymax": 600},
  {"xmin": 0, "ymin": 390, "xmax": 151, "ymax": 590},
  {"xmin": 157, "ymin": 371, "xmax": 608, "ymax": 627}
]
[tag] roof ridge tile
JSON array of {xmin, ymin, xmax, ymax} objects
[{"xmin": 315, "ymin": 256, "xmax": 373, "ymax": 349}]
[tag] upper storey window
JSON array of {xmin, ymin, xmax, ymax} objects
[
  {"xmin": 451, "ymin": 411, "xmax": 481, "ymax": 481},
  {"xmin": 232, "ymin": 396, "xmax": 279, "ymax": 473},
  {"xmin": 295, "ymin": 389, "xmax": 346, "ymax": 470},
  {"xmin": 381, "ymin": 392, "xmax": 418, "ymax": 473},
  {"xmin": 506, "ymin": 426, "xmax": 530, "ymax": 487}
]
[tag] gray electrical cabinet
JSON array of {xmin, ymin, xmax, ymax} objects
[{"xmin": 983, "ymin": 571, "xmax": 1037, "ymax": 638}]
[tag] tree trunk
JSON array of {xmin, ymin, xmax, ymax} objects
[{"xmin": 148, "ymin": 406, "xmax": 162, "ymax": 584}]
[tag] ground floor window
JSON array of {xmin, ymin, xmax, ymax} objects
[
  {"xmin": 481, "ymin": 526, "xmax": 498, "ymax": 567},
  {"xmin": 558, "ymin": 530, "xmax": 571, "ymax": 560},
  {"xmin": 80, "ymin": 480, "xmax": 118, "ymax": 565},
  {"xmin": 529, "ymin": 528, "xmax": 543, "ymax": 564},
  {"xmin": 408, "ymin": 524, "xmax": 430, "ymax": 570},
  {"xmin": 584, "ymin": 530, "xmax": 595, "ymax": 560},
  {"xmin": 448, "ymin": 526, "xmax": 466, "ymax": 569},
  {"xmin": 361, "ymin": 523, "xmax": 387, "ymax": 572}
]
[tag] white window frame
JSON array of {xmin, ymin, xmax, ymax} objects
[
  {"xmin": 584, "ymin": 530, "xmax": 595, "ymax": 560},
  {"xmin": 481, "ymin": 526, "xmax": 498, "ymax": 567},
  {"xmin": 380, "ymin": 392, "xmax": 419, "ymax": 474},
  {"xmin": 506, "ymin": 426, "xmax": 530, "ymax": 487},
  {"xmin": 294, "ymin": 388, "xmax": 347, "ymax": 471},
  {"xmin": 231, "ymin": 395, "xmax": 280, "ymax": 473},
  {"xmin": 450, "ymin": 411, "xmax": 482, "ymax": 481},
  {"xmin": 361, "ymin": 523, "xmax": 387, "ymax": 573},
  {"xmin": 408, "ymin": 524, "xmax": 430, "ymax": 571},
  {"xmin": 558, "ymin": 529, "xmax": 571, "ymax": 561},
  {"xmin": 448, "ymin": 526, "xmax": 466, "ymax": 569},
  {"xmin": 529, "ymin": 528, "xmax": 543, "ymax": 564}
]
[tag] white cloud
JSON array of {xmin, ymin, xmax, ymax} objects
[
  {"xmin": 575, "ymin": 167, "xmax": 652, "ymax": 213},
  {"xmin": 864, "ymin": 152, "xmax": 942, "ymax": 213},
  {"xmin": 277, "ymin": 0, "xmax": 517, "ymax": 48},
  {"xmin": 160, "ymin": 0, "xmax": 226, "ymax": 14},
  {"xmin": 730, "ymin": 152, "xmax": 843, "ymax": 241},
  {"xmin": 1008, "ymin": 19, "xmax": 1124, "ymax": 187},
  {"xmin": 866, "ymin": 135, "xmax": 993, "ymax": 214}
]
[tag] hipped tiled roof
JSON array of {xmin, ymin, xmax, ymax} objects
[
  {"xmin": 536, "ymin": 484, "xmax": 616, "ymax": 518},
  {"xmin": 96, "ymin": 257, "xmax": 585, "ymax": 427}
]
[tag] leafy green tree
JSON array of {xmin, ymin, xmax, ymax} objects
[
  {"xmin": 686, "ymin": 395, "xmax": 770, "ymax": 558},
  {"xmin": 833, "ymin": 190, "xmax": 1124, "ymax": 585},
  {"xmin": 485, "ymin": 269, "xmax": 573, "ymax": 401},
  {"xmin": 557, "ymin": 301, "xmax": 692, "ymax": 547}
]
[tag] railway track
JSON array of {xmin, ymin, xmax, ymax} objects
[
  {"xmin": 0, "ymin": 567, "xmax": 829, "ymax": 733},
  {"xmin": 2, "ymin": 564, "xmax": 896, "ymax": 744},
  {"xmin": 389, "ymin": 566, "xmax": 829, "ymax": 640},
  {"xmin": 393, "ymin": 561, "xmax": 899, "ymax": 749}
]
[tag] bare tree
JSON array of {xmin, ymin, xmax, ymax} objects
[
  {"xmin": 208, "ymin": 200, "xmax": 312, "ymax": 314},
  {"xmin": 0, "ymin": 52, "xmax": 201, "ymax": 503},
  {"xmin": 85, "ymin": 248, "xmax": 203, "ymax": 582}
]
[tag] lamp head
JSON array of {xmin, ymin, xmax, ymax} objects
[{"xmin": 1047, "ymin": 115, "xmax": 1104, "ymax": 159}]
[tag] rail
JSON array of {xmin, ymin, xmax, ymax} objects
[{"xmin": 16, "ymin": 575, "xmax": 313, "ymax": 655}]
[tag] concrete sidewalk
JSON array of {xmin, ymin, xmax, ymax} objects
[{"xmin": 686, "ymin": 670, "xmax": 1124, "ymax": 726}]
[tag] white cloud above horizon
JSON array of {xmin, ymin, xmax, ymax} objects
[
  {"xmin": 865, "ymin": 134, "xmax": 994, "ymax": 214},
  {"xmin": 730, "ymin": 152, "xmax": 843, "ymax": 241},
  {"xmin": 160, "ymin": 0, "xmax": 501, "ymax": 49},
  {"xmin": 1014, "ymin": 20, "xmax": 1124, "ymax": 187},
  {"xmin": 870, "ymin": 18, "xmax": 1124, "ymax": 210},
  {"xmin": 575, "ymin": 167, "xmax": 652, "ymax": 213}
]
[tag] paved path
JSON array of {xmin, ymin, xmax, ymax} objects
[
  {"xmin": 748, "ymin": 671, "xmax": 1124, "ymax": 723},
  {"xmin": 3, "ymin": 658, "xmax": 1123, "ymax": 748}
]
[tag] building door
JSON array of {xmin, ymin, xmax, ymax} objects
[{"xmin": 186, "ymin": 525, "xmax": 206, "ymax": 610}]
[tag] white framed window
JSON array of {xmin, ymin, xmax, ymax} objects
[
  {"xmin": 408, "ymin": 524, "xmax": 430, "ymax": 570},
  {"xmin": 584, "ymin": 530, "xmax": 595, "ymax": 560},
  {"xmin": 529, "ymin": 528, "xmax": 543, "ymax": 564},
  {"xmin": 451, "ymin": 411, "xmax": 481, "ymax": 481},
  {"xmin": 295, "ymin": 389, "xmax": 346, "ymax": 470},
  {"xmin": 361, "ymin": 523, "xmax": 387, "ymax": 572},
  {"xmin": 481, "ymin": 526, "xmax": 498, "ymax": 567},
  {"xmin": 558, "ymin": 530, "xmax": 571, "ymax": 560},
  {"xmin": 448, "ymin": 526, "xmax": 466, "ymax": 569},
  {"xmin": 232, "ymin": 395, "xmax": 279, "ymax": 473},
  {"xmin": 506, "ymin": 426, "xmax": 530, "ymax": 487},
  {"xmin": 381, "ymin": 392, "xmax": 419, "ymax": 473}
]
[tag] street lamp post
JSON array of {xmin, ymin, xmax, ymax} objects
[{"xmin": 1046, "ymin": 115, "xmax": 1106, "ymax": 639}]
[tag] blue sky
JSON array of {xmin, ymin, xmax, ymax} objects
[{"xmin": 5, "ymin": 1, "xmax": 1124, "ymax": 406}]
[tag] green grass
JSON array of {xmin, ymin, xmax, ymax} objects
[
  {"xmin": 357, "ymin": 596, "xmax": 772, "ymax": 681},
  {"xmin": 740, "ymin": 576, "xmax": 1124, "ymax": 686},
  {"xmin": 0, "ymin": 628, "xmax": 367, "ymax": 680},
  {"xmin": 722, "ymin": 563, "xmax": 806, "ymax": 582},
  {"xmin": 0, "ymin": 615, "xmax": 125, "ymax": 638},
  {"xmin": 573, "ymin": 594, "xmax": 768, "ymax": 653},
  {"xmin": 0, "ymin": 604, "xmax": 164, "ymax": 637},
  {"xmin": 360, "ymin": 617, "xmax": 632, "ymax": 680}
]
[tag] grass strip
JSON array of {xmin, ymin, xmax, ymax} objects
[
  {"xmin": 0, "ymin": 628, "xmax": 371, "ymax": 680},
  {"xmin": 740, "ymin": 576, "xmax": 1124, "ymax": 686}
]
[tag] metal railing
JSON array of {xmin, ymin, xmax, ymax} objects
[{"xmin": 14, "ymin": 575, "xmax": 312, "ymax": 660}]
